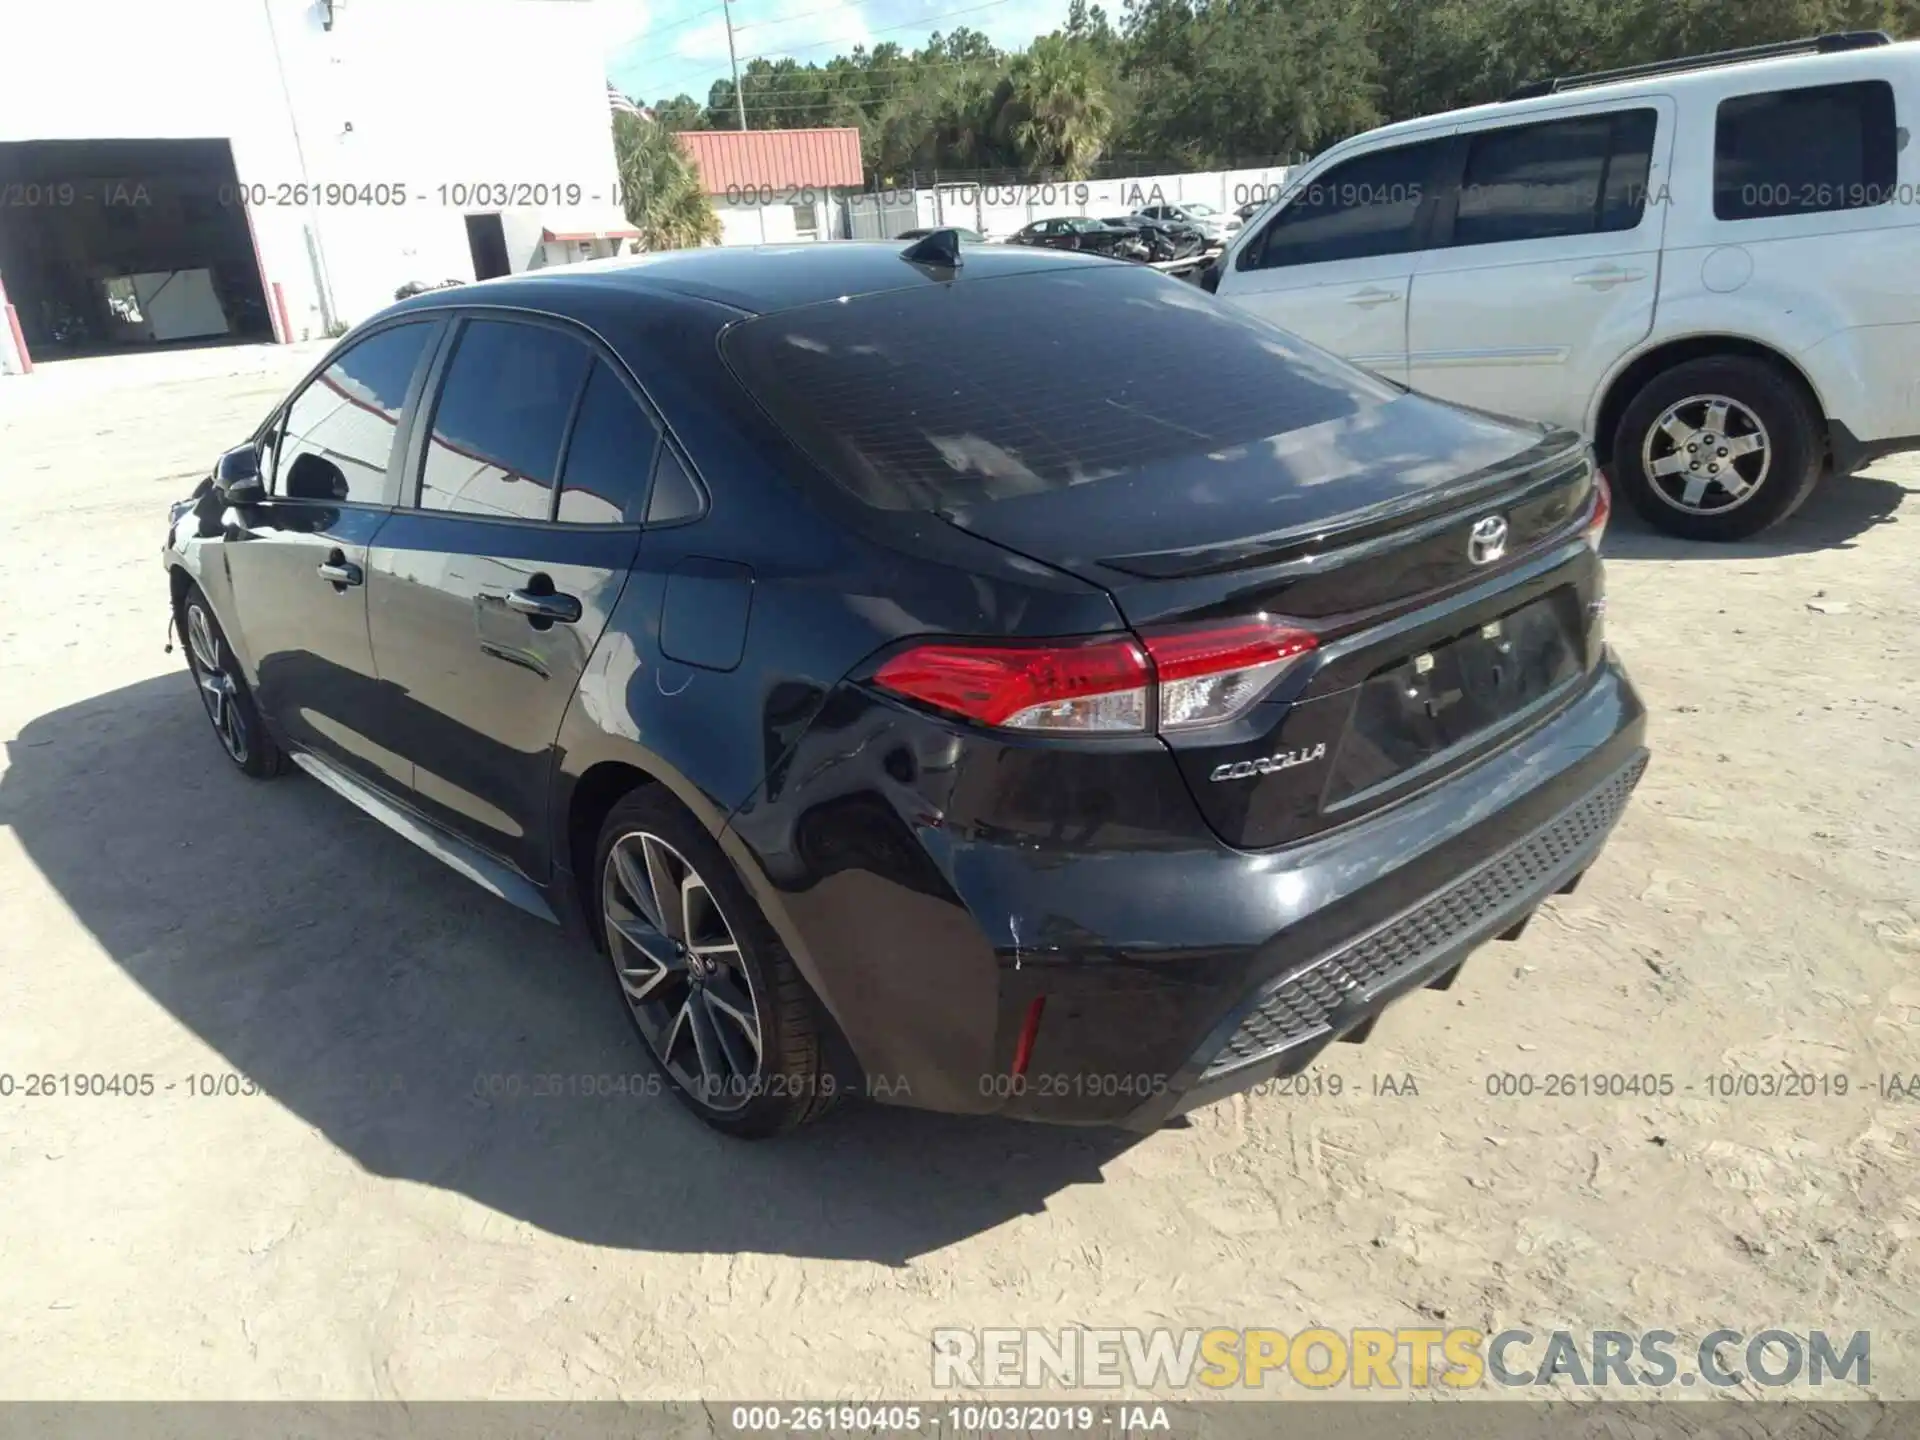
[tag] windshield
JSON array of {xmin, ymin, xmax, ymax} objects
[{"xmin": 722, "ymin": 264, "xmax": 1401, "ymax": 513}]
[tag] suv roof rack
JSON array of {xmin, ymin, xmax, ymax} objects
[{"xmin": 1506, "ymin": 30, "xmax": 1892, "ymax": 101}]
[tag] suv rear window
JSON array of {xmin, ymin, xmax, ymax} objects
[
  {"xmin": 1714, "ymin": 80, "xmax": 1898, "ymax": 221},
  {"xmin": 721, "ymin": 266, "xmax": 1398, "ymax": 512}
]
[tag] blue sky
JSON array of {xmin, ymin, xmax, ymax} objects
[{"xmin": 601, "ymin": 0, "xmax": 1077, "ymax": 108}]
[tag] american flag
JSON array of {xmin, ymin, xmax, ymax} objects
[{"xmin": 608, "ymin": 83, "xmax": 651, "ymax": 120}]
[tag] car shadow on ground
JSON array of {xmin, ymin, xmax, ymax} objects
[
  {"xmin": 1601, "ymin": 468, "xmax": 1912, "ymax": 561},
  {"xmin": 0, "ymin": 674, "xmax": 1139, "ymax": 1264}
]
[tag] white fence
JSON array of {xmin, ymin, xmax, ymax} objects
[{"xmin": 845, "ymin": 165, "xmax": 1295, "ymax": 241}]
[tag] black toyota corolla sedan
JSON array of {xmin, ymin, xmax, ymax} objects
[{"xmin": 163, "ymin": 238, "xmax": 1647, "ymax": 1138}]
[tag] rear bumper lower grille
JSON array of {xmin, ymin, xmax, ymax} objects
[{"xmin": 1201, "ymin": 752, "xmax": 1647, "ymax": 1080}]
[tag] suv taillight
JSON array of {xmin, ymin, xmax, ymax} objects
[{"xmin": 872, "ymin": 619, "xmax": 1318, "ymax": 735}]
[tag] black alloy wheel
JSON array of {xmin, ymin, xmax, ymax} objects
[
  {"xmin": 603, "ymin": 827, "xmax": 765, "ymax": 1112},
  {"xmin": 594, "ymin": 787, "xmax": 836, "ymax": 1137},
  {"xmin": 178, "ymin": 583, "xmax": 287, "ymax": 779}
]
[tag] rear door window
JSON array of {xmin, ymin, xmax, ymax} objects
[
  {"xmin": 1714, "ymin": 80, "xmax": 1898, "ymax": 220},
  {"xmin": 418, "ymin": 319, "xmax": 592, "ymax": 520},
  {"xmin": 645, "ymin": 448, "xmax": 705, "ymax": 525},
  {"xmin": 1451, "ymin": 108, "xmax": 1658, "ymax": 246},
  {"xmin": 555, "ymin": 362, "xmax": 660, "ymax": 525},
  {"xmin": 722, "ymin": 264, "xmax": 1399, "ymax": 512}
]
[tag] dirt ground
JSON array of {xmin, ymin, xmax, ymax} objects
[{"xmin": 1, "ymin": 342, "xmax": 1916, "ymax": 1405}]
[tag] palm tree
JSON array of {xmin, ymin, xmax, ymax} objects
[
  {"xmin": 613, "ymin": 112, "xmax": 723, "ymax": 251},
  {"xmin": 877, "ymin": 65, "xmax": 1003, "ymax": 173},
  {"xmin": 995, "ymin": 35, "xmax": 1114, "ymax": 178}
]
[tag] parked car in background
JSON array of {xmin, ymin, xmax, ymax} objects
[
  {"xmin": 163, "ymin": 242, "xmax": 1644, "ymax": 1138},
  {"xmin": 1207, "ymin": 30, "xmax": 1920, "ymax": 541},
  {"xmin": 1104, "ymin": 215, "xmax": 1209, "ymax": 262},
  {"xmin": 896, "ymin": 226, "xmax": 988, "ymax": 243},
  {"xmin": 1008, "ymin": 216, "xmax": 1146, "ymax": 258},
  {"xmin": 1134, "ymin": 202, "xmax": 1240, "ymax": 243}
]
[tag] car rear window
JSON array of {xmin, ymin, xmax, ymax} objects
[{"xmin": 720, "ymin": 265, "xmax": 1399, "ymax": 512}]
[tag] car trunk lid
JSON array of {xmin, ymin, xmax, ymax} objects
[
  {"xmin": 935, "ymin": 399, "xmax": 1590, "ymax": 623},
  {"xmin": 937, "ymin": 416, "xmax": 1604, "ymax": 852}
]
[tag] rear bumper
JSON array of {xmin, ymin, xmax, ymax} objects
[
  {"xmin": 1120, "ymin": 745, "xmax": 1643, "ymax": 1131},
  {"xmin": 728, "ymin": 652, "xmax": 1647, "ymax": 1128}
]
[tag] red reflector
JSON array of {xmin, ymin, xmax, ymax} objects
[
  {"xmin": 1140, "ymin": 619, "xmax": 1318, "ymax": 680},
  {"xmin": 872, "ymin": 636, "xmax": 1149, "ymax": 730},
  {"xmin": 1587, "ymin": 472, "xmax": 1612, "ymax": 552},
  {"xmin": 1011, "ymin": 996, "xmax": 1046, "ymax": 1078}
]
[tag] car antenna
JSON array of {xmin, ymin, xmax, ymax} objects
[{"xmin": 900, "ymin": 228, "xmax": 963, "ymax": 272}]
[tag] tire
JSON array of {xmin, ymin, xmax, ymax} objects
[
  {"xmin": 1611, "ymin": 356, "xmax": 1823, "ymax": 542},
  {"xmin": 176, "ymin": 582, "xmax": 289, "ymax": 779},
  {"xmin": 593, "ymin": 786, "xmax": 836, "ymax": 1138},
  {"xmin": 1782, "ymin": 457, "xmax": 1833, "ymax": 523}
]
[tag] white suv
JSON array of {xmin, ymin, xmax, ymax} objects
[{"xmin": 1209, "ymin": 31, "xmax": 1920, "ymax": 540}]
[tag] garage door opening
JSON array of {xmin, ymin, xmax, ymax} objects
[
  {"xmin": 464, "ymin": 214, "xmax": 511, "ymax": 280},
  {"xmin": 0, "ymin": 138, "xmax": 274, "ymax": 364}
]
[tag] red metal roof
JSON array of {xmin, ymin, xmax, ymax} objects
[{"xmin": 675, "ymin": 128, "xmax": 863, "ymax": 194}]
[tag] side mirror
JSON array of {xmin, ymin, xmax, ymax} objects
[
  {"xmin": 284, "ymin": 451, "xmax": 349, "ymax": 502},
  {"xmin": 214, "ymin": 444, "xmax": 267, "ymax": 505}
]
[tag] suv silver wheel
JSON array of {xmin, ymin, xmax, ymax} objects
[
  {"xmin": 1639, "ymin": 393, "xmax": 1771, "ymax": 517},
  {"xmin": 185, "ymin": 599, "xmax": 249, "ymax": 764},
  {"xmin": 602, "ymin": 829, "xmax": 765, "ymax": 1113}
]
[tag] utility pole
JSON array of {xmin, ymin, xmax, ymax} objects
[
  {"xmin": 261, "ymin": 0, "xmax": 338, "ymax": 333},
  {"xmin": 722, "ymin": 0, "xmax": 747, "ymax": 131}
]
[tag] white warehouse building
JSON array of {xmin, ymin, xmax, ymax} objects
[{"xmin": 0, "ymin": 0, "xmax": 632, "ymax": 374}]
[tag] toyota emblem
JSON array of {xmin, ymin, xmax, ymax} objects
[{"xmin": 1467, "ymin": 514, "xmax": 1509, "ymax": 565}]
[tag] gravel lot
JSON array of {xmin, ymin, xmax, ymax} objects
[{"xmin": 1, "ymin": 343, "xmax": 1916, "ymax": 1404}]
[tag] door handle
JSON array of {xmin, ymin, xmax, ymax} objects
[
  {"xmin": 317, "ymin": 550, "xmax": 363, "ymax": 588},
  {"xmin": 505, "ymin": 586, "xmax": 582, "ymax": 625},
  {"xmin": 1345, "ymin": 286, "xmax": 1402, "ymax": 307},
  {"xmin": 1572, "ymin": 266, "xmax": 1647, "ymax": 289}
]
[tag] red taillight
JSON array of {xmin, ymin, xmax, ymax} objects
[
  {"xmin": 1140, "ymin": 620, "xmax": 1319, "ymax": 731},
  {"xmin": 872, "ymin": 636, "xmax": 1151, "ymax": 732},
  {"xmin": 872, "ymin": 618, "xmax": 1318, "ymax": 734},
  {"xmin": 1586, "ymin": 471, "xmax": 1612, "ymax": 553}
]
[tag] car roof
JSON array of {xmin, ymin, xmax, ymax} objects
[
  {"xmin": 1330, "ymin": 38, "xmax": 1920, "ymax": 155},
  {"xmin": 385, "ymin": 242, "xmax": 1116, "ymax": 320}
]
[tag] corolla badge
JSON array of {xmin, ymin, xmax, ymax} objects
[
  {"xmin": 1468, "ymin": 514, "xmax": 1509, "ymax": 565},
  {"xmin": 1210, "ymin": 742, "xmax": 1327, "ymax": 783}
]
